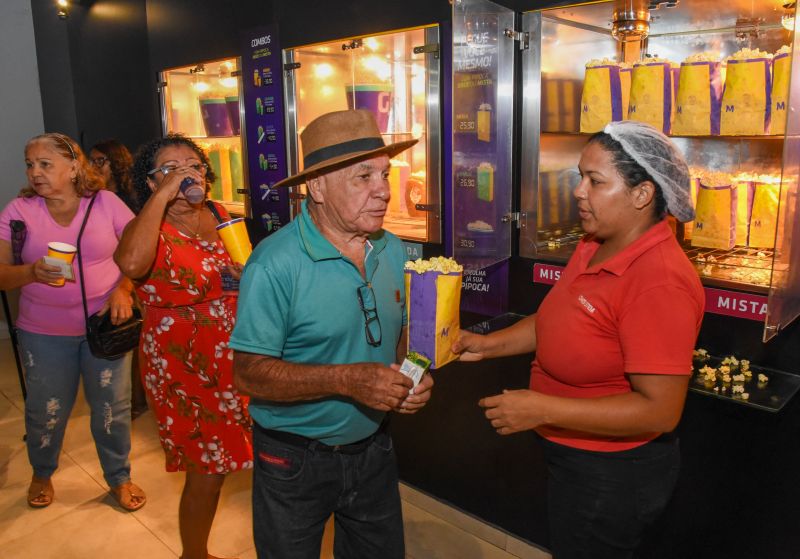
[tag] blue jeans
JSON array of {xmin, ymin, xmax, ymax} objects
[
  {"xmin": 18, "ymin": 329, "xmax": 133, "ymax": 487},
  {"xmin": 540, "ymin": 434, "xmax": 681, "ymax": 559},
  {"xmin": 252, "ymin": 422, "xmax": 405, "ymax": 559}
]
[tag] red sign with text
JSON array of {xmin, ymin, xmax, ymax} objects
[
  {"xmin": 704, "ymin": 288, "xmax": 768, "ymax": 321},
  {"xmin": 532, "ymin": 263, "xmax": 563, "ymax": 285},
  {"xmin": 532, "ymin": 264, "xmax": 767, "ymax": 321}
]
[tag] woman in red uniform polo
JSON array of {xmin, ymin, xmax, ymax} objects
[{"xmin": 455, "ymin": 121, "xmax": 704, "ymax": 559}]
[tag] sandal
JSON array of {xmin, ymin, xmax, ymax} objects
[
  {"xmin": 27, "ymin": 476, "xmax": 54, "ymax": 508},
  {"xmin": 110, "ymin": 481, "xmax": 147, "ymax": 511}
]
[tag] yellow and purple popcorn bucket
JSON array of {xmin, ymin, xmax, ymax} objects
[{"xmin": 404, "ymin": 257, "xmax": 463, "ymax": 369}]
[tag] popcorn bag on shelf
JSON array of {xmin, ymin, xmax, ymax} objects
[
  {"xmin": 771, "ymin": 46, "xmax": 792, "ymax": 135},
  {"xmin": 720, "ymin": 48, "xmax": 772, "ymax": 135},
  {"xmin": 692, "ymin": 173, "xmax": 737, "ymax": 250},
  {"xmin": 681, "ymin": 171, "xmax": 705, "ymax": 241},
  {"xmin": 627, "ymin": 59, "xmax": 675, "ymax": 134},
  {"xmin": 620, "ymin": 66, "xmax": 632, "ymax": 120},
  {"xmin": 672, "ymin": 53, "xmax": 724, "ymax": 136},
  {"xmin": 748, "ymin": 178, "xmax": 781, "ymax": 248},
  {"xmin": 579, "ymin": 60, "xmax": 626, "ymax": 133},
  {"xmin": 404, "ymin": 257, "xmax": 463, "ymax": 370},
  {"xmin": 732, "ymin": 175, "xmax": 755, "ymax": 246}
]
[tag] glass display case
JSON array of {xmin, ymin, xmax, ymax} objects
[
  {"xmin": 159, "ymin": 57, "xmax": 247, "ymax": 217},
  {"xmin": 519, "ymin": 0, "xmax": 800, "ymax": 340},
  {"xmin": 282, "ymin": 26, "xmax": 442, "ymax": 243},
  {"xmin": 452, "ymin": 0, "xmax": 515, "ymax": 270}
]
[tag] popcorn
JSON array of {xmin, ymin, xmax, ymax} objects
[
  {"xmin": 776, "ymin": 45, "xmax": 792, "ymax": 56},
  {"xmin": 685, "ymin": 52, "xmax": 719, "ymax": 63},
  {"xmin": 732, "ymin": 373, "xmax": 746, "ymax": 383},
  {"xmin": 635, "ymin": 57, "xmax": 674, "ymax": 65},
  {"xmin": 726, "ymin": 48, "xmax": 772, "ymax": 61},
  {"xmin": 742, "ymin": 392, "xmax": 750, "ymax": 400},
  {"xmin": 700, "ymin": 171, "xmax": 732, "ymax": 187},
  {"xmin": 405, "ymin": 256, "xmax": 463, "ymax": 275},
  {"xmin": 721, "ymin": 356, "xmax": 739, "ymax": 368},
  {"xmin": 740, "ymin": 359, "xmax": 751, "ymax": 372},
  {"xmin": 404, "ymin": 257, "xmax": 462, "ymax": 369},
  {"xmin": 758, "ymin": 373, "xmax": 769, "ymax": 384},
  {"xmin": 719, "ymin": 365, "xmax": 731, "ymax": 375},
  {"xmin": 586, "ymin": 58, "xmax": 621, "ymax": 67},
  {"xmin": 732, "ymin": 384, "xmax": 745, "ymax": 394}
]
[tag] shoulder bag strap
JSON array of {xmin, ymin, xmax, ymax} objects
[
  {"xmin": 76, "ymin": 194, "xmax": 99, "ymax": 327},
  {"xmin": 205, "ymin": 199, "xmax": 225, "ymax": 224}
]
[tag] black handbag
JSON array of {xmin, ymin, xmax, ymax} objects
[{"xmin": 77, "ymin": 194, "xmax": 142, "ymax": 360}]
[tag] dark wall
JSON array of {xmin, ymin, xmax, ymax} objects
[
  {"xmin": 71, "ymin": 0, "xmax": 157, "ymax": 153},
  {"xmin": 31, "ymin": 0, "xmax": 79, "ymax": 140},
  {"xmin": 31, "ymin": 0, "xmax": 155, "ymax": 154},
  {"xmin": 272, "ymin": 0, "xmax": 452, "ymax": 48},
  {"xmin": 145, "ymin": 0, "xmax": 274, "ymax": 72}
]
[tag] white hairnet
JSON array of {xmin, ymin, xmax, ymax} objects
[{"xmin": 602, "ymin": 121, "xmax": 695, "ymax": 223}]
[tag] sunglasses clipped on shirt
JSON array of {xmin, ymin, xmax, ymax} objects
[{"xmin": 357, "ymin": 283, "xmax": 382, "ymax": 347}]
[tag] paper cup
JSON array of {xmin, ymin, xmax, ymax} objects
[
  {"xmin": 47, "ymin": 242, "xmax": 77, "ymax": 286},
  {"xmin": 216, "ymin": 218, "xmax": 252, "ymax": 265}
]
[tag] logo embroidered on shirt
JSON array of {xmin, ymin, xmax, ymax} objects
[
  {"xmin": 258, "ymin": 451, "xmax": 291, "ymax": 468},
  {"xmin": 578, "ymin": 294, "xmax": 596, "ymax": 314}
]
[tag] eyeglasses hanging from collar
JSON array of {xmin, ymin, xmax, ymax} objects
[{"xmin": 356, "ymin": 283, "xmax": 382, "ymax": 347}]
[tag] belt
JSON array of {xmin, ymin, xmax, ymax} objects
[{"xmin": 256, "ymin": 420, "xmax": 387, "ymax": 455}]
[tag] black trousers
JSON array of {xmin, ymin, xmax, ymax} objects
[{"xmin": 540, "ymin": 434, "xmax": 680, "ymax": 559}]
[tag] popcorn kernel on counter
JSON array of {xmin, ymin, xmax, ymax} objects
[{"xmin": 404, "ymin": 256, "xmax": 463, "ymax": 275}]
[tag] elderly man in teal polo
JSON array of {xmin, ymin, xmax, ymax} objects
[{"xmin": 231, "ymin": 109, "xmax": 433, "ymax": 559}]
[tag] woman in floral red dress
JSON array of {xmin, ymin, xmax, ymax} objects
[{"xmin": 116, "ymin": 135, "xmax": 252, "ymax": 559}]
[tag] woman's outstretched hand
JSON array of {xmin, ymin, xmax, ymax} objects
[{"xmin": 451, "ymin": 329, "xmax": 487, "ymax": 362}]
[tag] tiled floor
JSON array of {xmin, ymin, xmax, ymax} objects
[{"xmin": 0, "ymin": 334, "xmax": 549, "ymax": 559}]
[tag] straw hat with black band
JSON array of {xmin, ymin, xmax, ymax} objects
[{"xmin": 272, "ymin": 109, "xmax": 418, "ymax": 189}]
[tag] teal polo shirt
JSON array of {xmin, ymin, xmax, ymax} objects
[{"xmin": 229, "ymin": 200, "xmax": 407, "ymax": 445}]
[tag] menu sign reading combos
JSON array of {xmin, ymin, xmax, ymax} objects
[
  {"xmin": 241, "ymin": 25, "xmax": 290, "ymax": 238},
  {"xmin": 532, "ymin": 264, "xmax": 768, "ymax": 321}
]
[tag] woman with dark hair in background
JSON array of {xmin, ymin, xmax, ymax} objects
[
  {"xmin": 90, "ymin": 138, "xmax": 148, "ymax": 418},
  {"xmin": 116, "ymin": 134, "xmax": 252, "ymax": 559},
  {"xmin": 455, "ymin": 121, "xmax": 705, "ymax": 559},
  {"xmin": 90, "ymin": 139, "xmax": 142, "ymax": 214}
]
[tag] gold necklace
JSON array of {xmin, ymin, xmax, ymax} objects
[{"xmin": 171, "ymin": 209, "xmax": 203, "ymax": 239}]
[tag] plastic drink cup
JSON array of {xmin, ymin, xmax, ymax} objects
[
  {"xmin": 216, "ymin": 218, "xmax": 252, "ymax": 265},
  {"xmin": 345, "ymin": 84, "xmax": 393, "ymax": 133},
  {"xmin": 225, "ymin": 96, "xmax": 241, "ymax": 135},
  {"xmin": 180, "ymin": 177, "xmax": 206, "ymax": 204},
  {"xmin": 199, "ymin": 98, "xmax": 233, "ymax": 137},
  {"xmin": 46, "ymin": 242, "xmax": 77, "ymax": 286}
]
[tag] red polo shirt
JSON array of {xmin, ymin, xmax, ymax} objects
[{"xmin": 530, "ymin": 220, "xmax": 704, "ymax": 452}]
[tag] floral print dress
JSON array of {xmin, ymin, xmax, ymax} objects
[{"xmin": 137, "ymin": 217, "xmax": 252, "ymax": 474}]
